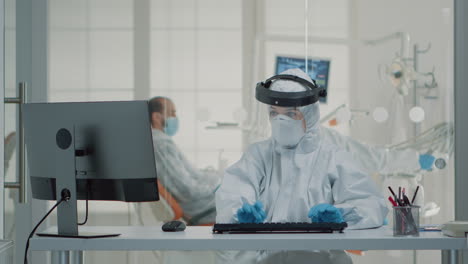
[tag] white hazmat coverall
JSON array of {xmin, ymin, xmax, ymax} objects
[
  {"xmin": 215, "ymin": 68, "xmax": 388, "ymax": 264},
  {"xmin": 320, "ymin": 126, "xmax": 420, "ymax": 175}
]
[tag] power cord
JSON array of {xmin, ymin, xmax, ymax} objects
[
  {"xmin": 78, "ymin": 198, "xmax": 88, "ymax": 225},
  {"xmin": 78, "ymin": 181, "xmax": 90, "ymax": 226},
  {"xmin": 24, "ymin": 189, "xmax": 71, "ymax": 264}
]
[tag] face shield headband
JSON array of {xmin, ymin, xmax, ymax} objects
[{"xmin": 255, "ymin": 74, "xmax": 327, "ymax": 107}]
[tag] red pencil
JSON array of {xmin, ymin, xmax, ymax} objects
[{"xmin": 388, "ymin": 196, "xmax": 398, "ymax": 207}]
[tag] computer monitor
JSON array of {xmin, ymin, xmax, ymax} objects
[
  {"xmin": 275, "ymin": 56, "xmax": 331, "ymax": 103},
  {"xmin": 23, "ymin": 101, "xmax": 159, "ymax": 238}
]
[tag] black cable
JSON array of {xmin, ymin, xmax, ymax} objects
[
  {"xmin": 78, "ymin": 181, "xmax": 90, "ymax": 225},
  {"xmin": 78, "ymin": 198, "xmax": 88, "ymax": 225},
  {"xmin": 24, "ymin": 189, "xmax": 70, "ymax": 264}
]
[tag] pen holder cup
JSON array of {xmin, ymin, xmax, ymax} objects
[{"xmin": 393, "ymin": 206, "xmax": 420, "ymax": 236}]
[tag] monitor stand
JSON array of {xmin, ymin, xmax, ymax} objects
[
  {"xmin": 36, "ymin": 188, "xmax": 120, "ymax": 238},
  {"xmin": 37, "ymin": 126, "xmax": 120, "ymax": 239},
  {"xmin": 36, "ymin": 232, "xmax": 120, "ymax": 239}
]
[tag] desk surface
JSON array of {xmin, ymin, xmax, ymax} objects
[{"xmin": 30, "ymin": 226, "xmax": 467, "ymax": 251}]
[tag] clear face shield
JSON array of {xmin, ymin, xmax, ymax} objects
[
  {"xmin": 269, "ymin": 106, "xmax": 304, "ymax": 120},
  {"xmin": 255, "ymin": 73, "xmax": 326, "ymax": 148}
]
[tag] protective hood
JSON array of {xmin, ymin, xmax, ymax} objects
[{"xmin": 270, "ymin": 68, "xmax": 321, "ymax": 154}]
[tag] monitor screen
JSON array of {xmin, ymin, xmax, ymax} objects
[{"xmin": 275, "ymin": 56, "xmax": 331, "ymax": 103}]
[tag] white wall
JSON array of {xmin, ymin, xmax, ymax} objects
[
  {"xmin": 48, "ymin": 0, "xmax": 244, "ymax": 170},
  {"xmin": 48, "ymin": 0, "xmax": 134, "ymax": 101},
  {"xmin": 150, "ymin": 0, "xmax": 243, "ymax": 168}
]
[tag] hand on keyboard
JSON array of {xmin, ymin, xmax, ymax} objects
[
  {"xmin": 308, "ymin": 203, "xmax": 344, "ymax": 223},
  {"xmin": 237, "ymin": 201, "xmax": 266, "ymax": 223}
]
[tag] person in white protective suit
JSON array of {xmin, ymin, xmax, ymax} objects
[
  {"xmin": 320, "ymin": 126, "xmax": 432, "ymax": 211},
  {"xmin": 215, "ymin": 68, "xmax": 388, "ymax": 264},
  {"xmin": 319, "ymin": 107, "xmax": 437, "ymax": 212},
  {"xmin": 320, "ymin": 127, "xmax": 433, "ymax": 175},
  {"xmin": 149, "ymin": 96, "xmax": 220, "ymax": 224}
]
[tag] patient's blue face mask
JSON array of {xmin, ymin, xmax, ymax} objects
[{"xmin": 164, "ymin": 117, "xmax": 179, "ymax": 136}]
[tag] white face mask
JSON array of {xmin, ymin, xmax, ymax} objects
[{"xmin": 271, "ymin": 114, "xmax": 305, "ymax": 148}]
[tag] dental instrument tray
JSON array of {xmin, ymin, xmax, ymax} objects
[{"xmin": 213, "ymin": 222, "xmax": 347, "ymax": 234}]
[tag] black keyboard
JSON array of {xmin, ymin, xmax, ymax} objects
[{"xmin": 213, "ymin": 222, "xmax": 347, "ymax": 234}]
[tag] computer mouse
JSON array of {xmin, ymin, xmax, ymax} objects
[{"xmin": 162, "ymin": 220, "xmax": 186, "ymax": 232}]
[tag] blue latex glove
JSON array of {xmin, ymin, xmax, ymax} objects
[
  {"xmin": 419, "ymin": 154, "xmax": 435, "ymax": 170},
  {"xmin": 237, "ymin": 201, "xmax": 266, "ymax": 223},
  {"xmin": 308, "ymin": 203, "xmax": 344, "ymax": 223},
  {"xmin": 383, "ymin": 218, "xmax": 389, "ymax": 226}
]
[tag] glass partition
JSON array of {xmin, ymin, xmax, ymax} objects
[
  {"xmin": 350, "ymin": 2, "xmax": 454, "ymax": 262},
  {"xmin": 41, "ymin": 1, "xmax": 456, "ymax": 264}
]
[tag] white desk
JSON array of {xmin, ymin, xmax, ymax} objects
[{"xmin": 30, "ymin": 226, "xmax": 467, "ymax": 264}]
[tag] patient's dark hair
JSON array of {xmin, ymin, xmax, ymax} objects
[{"xmin": 148, "ymin": 96, "xmax": 170, "ymax": 120}]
